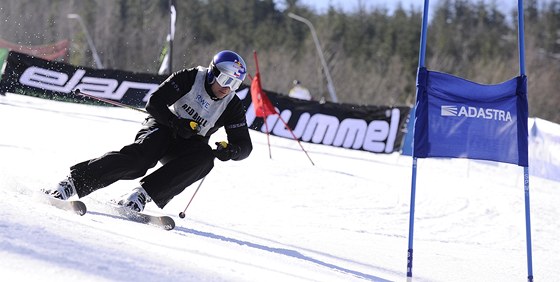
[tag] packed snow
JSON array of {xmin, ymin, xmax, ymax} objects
[{"xmin": 1, "ymin": 93, "xmax": 558, "ymax": 281}]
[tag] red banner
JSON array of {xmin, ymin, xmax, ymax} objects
[{"xmin": 0, "ymin": 38, "xmax": 68, "ymax": 61}]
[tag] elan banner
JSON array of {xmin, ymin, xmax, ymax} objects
[
  {"xmin": 0, "ymin": 51, "xmax": 410, "ymax": 154},
  {"xmin": 0, "ymin": 51, "xmax": 165, "ymax": 106}
]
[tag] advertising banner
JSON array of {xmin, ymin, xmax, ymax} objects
[
  {"xmin": 413, "ymin": 67, "xmax": 528, "ymax": 166},
  {"xmin": 0, "ymin": 48, "xmax": 8, "ymax": 81},
  {"xmin": 0, "ymin": 38, "xmax": 69, "ymax": 61},
  {"xmin": 529, "ymin": 118, "xmax": 560, "ymax": 182},
  {"xmin": 0, "ymin": 51, "xmax": 409, "ymax": 154},
  {"xmin": 235, "ymin": 86, "xmax": 409, "ymax": 154},
  {"xmin": 0, "ymin": 51, "xmax": 166, "ymax": 106}
]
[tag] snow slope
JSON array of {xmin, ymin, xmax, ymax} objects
[{"xmin": 1, "ymin": 93, "xmax": 558, "ymax": 281}]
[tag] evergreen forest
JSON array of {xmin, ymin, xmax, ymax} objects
[{"xmin": 1, "ymin": 0, "xmax": 559, "ymax": 123}]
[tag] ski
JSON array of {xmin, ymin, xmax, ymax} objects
[
  {"xmin": 106, "ymin": 203, "xmax": 175, "ymax": 231},
  {"xmin": 40, "ymin": 195, "xmax": 87, "ymax": 216}
]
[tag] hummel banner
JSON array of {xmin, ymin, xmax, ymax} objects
[
  {"xmin": 413, "ymin": 67, "xmax": 528, "ymax": 166},
  {"xmin": 235, "ymin": 86, "xmax": 409, "ymax": 154},
  {"xmin": 0, "ymin": 51, "xmax": 410, "ymax": 154}
]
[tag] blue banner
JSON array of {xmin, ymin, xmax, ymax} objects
[{"xmin": 413, "ymin": 67, "xmax": 528, "ymax": 166}]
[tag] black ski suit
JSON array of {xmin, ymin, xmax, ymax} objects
[{"xmin": 69, "ymin": 67, "xmax": 252, "ymax": 208}]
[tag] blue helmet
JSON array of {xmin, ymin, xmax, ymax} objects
[{"xmin": 207, "ymin": 50, "xmax": 247, "ymax": 91}]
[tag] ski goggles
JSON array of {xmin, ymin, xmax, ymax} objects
[{"xmin": 215, "ymin": 72, "xmax": 243, "ymax": 91}]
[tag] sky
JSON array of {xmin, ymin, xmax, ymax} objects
[
  {"xmin": 284, "ymin": 0, "xmax": 560, "ymax": 15},
  {"xmin": 287, "ymin": 0, "xmax": 520, "ymax": 14},
  {"xmin": 297, "ymin": 0, "xmax": 423, "ymax": 13},
  {"xmin": 275, "ymin": 0, "xmax": 525, "ymax": 24},
  {"xmin": 1, "ymin": 93, "xmax": 559, "ymax": 281}
]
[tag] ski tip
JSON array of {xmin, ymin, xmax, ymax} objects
[
  {"xmin": 73, "ymin": 202, "xmax": 87, "ymax": 216},
  {"xmin": 162, "ymin": 217, "xmax": 175, "ymax": 231},
  {"xmin": 39, "ymin": 193, "xmax": 87, "ymax": 216}
]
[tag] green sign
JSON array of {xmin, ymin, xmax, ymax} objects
[{"xmin": 0, "ymin": 48, "xmax": 8, "ymax": 80}]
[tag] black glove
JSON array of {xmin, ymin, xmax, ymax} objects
[
  {"xmin": 213, "ymin": 141, "xmax": 240, "ymax": 161},
  {"xmin": 169, "ymin": 117, "xmax": 200, "ymax": 139}
]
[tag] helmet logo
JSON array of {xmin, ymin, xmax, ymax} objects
[{"xmin": 232, "ymin": 60, "xmax": 246, "ymax": 78}]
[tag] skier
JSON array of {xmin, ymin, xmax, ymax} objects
[{"xmin": 43, "ymin": 50, "xmax": 253, "ymax": 212}]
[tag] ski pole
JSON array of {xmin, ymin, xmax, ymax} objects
[
  {"xmin": 72, "ymin": 89, "xmax": 148, "ymax": 114},
  {"xmin": 178, "ymin": 176, "xmax": 206, "ymax": 218}
]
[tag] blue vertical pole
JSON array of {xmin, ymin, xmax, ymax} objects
[
  {"xmin": 518, "ymin": 0, "xmax": 526, "ymax": 75},
  {"xmin": 407, "ymin": 0, "xmax": 429, "ymax": 278},
  {"xmin": 407, "ymin": 158, "xmax": 418, "ymax": 278},
  {"xmin": 418, "ymin": 0, "xmax": 429, "ymax": 67},
  {"xmin": 517, "ymin": 1, "xmax": 533, "ymax": 281},
  {"xmin": 523, "ymin": 169, "xmax": 533, "ymax": 282}
]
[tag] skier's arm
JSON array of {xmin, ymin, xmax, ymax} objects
[
  {"xmin": 145, "ymin": 69, "xmax": 197, "ymax": 127},
  {"xmin": 224, "ymin": 98, "xmax": 252, "ymax": 161}
]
